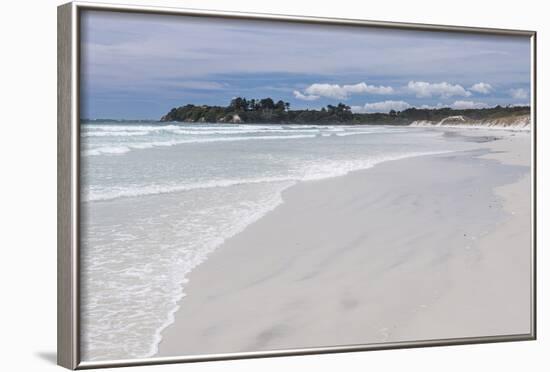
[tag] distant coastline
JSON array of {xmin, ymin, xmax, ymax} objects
[{"xmin": 156, "ymin": 96, "xmax": 530, "ymax": 127}]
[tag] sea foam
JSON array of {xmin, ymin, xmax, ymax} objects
[
  {"xmin": 80, "ymin": 123, "xmax": 456, "ymax": 361},
  {"xmin": 82, "ymin": 134, "xmax": 318, "ymax": 156}
]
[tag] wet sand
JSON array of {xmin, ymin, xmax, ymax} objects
[{"xmin": 157, "ymin": 130, "xmax": 532, "ymax": 357}]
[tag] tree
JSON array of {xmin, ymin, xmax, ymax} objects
[
  {"xmin": 160, "ymin": 95, "xmax": 530, "ymax": 125},
  {"xmin": 337, "ymin": 103, "xmax": 351, "ymax": 112},
  {"xmin": 260, "ymin": 98, "xmax": 275, "ymax": 110},
  {"xmin": 230, "ymin": 97, "xmax": 249, "ymax": 111}
]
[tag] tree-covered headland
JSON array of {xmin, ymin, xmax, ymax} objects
[{"xmin": 160, "ymin": 97, "xmax": 530, "ymax": 125}]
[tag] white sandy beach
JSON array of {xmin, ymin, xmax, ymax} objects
[{"xmin": 156, "ymin": 129, "xmax": 532, "ymax": 357}]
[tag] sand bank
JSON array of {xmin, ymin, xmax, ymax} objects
[{"xmin": 157, "ymin": 130, "xmax": 532, "ymax": 357}]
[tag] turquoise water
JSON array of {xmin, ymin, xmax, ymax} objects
[{"xmin": 79, "ymin": 122, "xmax": 469, "ymax": 361}]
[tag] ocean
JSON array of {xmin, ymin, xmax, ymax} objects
[{"xmin": 79, "ymin": 122, "xmax": 471, "ymax": 361}]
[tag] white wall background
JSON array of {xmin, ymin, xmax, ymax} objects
[{"xmin": 0, "ymin": 0, "xmax": 546, "ymax": 370}]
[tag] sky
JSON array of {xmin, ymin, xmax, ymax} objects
[{"xmin": 80, "ymin": 10, "xmax": 532, "ymax": 120}]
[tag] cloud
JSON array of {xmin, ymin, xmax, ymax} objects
[
  {"xmin": 420, "ymin": 101, "xmax": 489, "ymax": 109},
  {"xmin": 351, "ymin": 100, "xmax": 411, "ymax": 113},
  {"xmin": 81, "ymin": 11, "xmax": 532, "ymax": 119},
  {"xmin": 161, "ymin": 81, "xmax": 228, "ymax": 90},
  {"xmin": 293, "ymin": 90, "xmax": 320, "ymax": 101},
  {"xmin": 418, "ymin": 103, "xmax": 446, "ymax": 109},
  {"xmin": 509, "ymin": 88, "xmax": 528, "ymax": 100},
  {"xmin": 449, "ymin": 100, "xmax": 489, "ymax": 109},
  {"xmin": 407, "ymin": 81, "xmax": 472, "ymax": 98},
  {"xmin": 352, "ymin": 100, "xmax": 490, "ymax": 112},
  {"xmin": 469, "ymin": 82, "xmax": 493, "ymax": 94},
  {"xmin": 295, "ymin": 82, "xmax": 394, "ymax": 100}
]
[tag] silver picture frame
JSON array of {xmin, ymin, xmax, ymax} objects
[{"xmin": 58, "ymin": 1, "xmax": 537, "ymax": 369}]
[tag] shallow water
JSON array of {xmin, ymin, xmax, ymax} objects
[{"xmin": 80, "ymin": 122, "xmax": 477, "ymax": 361}]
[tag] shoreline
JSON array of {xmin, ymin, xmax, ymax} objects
[
  {"xmin": 155, "ymin": 129, "xmax": 531, "ymax": 357},
  {"xmin": 83, "ymin": 120, "xmax": 531, "ymax": 131},
  {"xmin": 409, "ymin": 123, "xmax": 530, "ymax": 131}
]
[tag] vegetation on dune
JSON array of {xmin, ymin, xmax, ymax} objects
[{"xmin": 160, "ymin": 97, "xmax": 530, "ymax": 125}]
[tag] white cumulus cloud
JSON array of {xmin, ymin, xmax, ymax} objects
[
  {"xmin": 351, "ymin": 100, "xmax": 411, "ymax": 113},
  {"xmin": 352, "ymin": 100, "xmax": 492, "ymax": 112},
  {"xmin": 293, "ymin": 90, "xmax": 320, "ymax": 101},
  {"xmin": 450, "ymin": 100, "xmax": 489, "ymax": 109},
  {"xmin": 407, "ymin": 81, "xmax": 472, "ymax": 98},
  {"xmin": 295, "ymin": 82, "xmax": 394, "ymax": 100},
  {"xmin": 420, "ymin": 101, "xmax": 489, "ymax": 109},
  {"xmin": 469, "ymin": 82, "xmax": 493, "ymax": 94},
  {"xmin": 509, "ymin": 88, "xmax": 528, "ymax": 100}
]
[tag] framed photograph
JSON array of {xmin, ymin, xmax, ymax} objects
[{"xmin": 57, "ymin": 1, "xmax": 536, "ymax": 369}]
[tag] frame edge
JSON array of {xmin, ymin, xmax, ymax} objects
[
  {"xmin": 58, "ymin": 2, "xmax": 78, "ymax": 370},
  {"xmin": 531, "ymin": 31, "xmax": 537, "ymax": 341},
  {"xmin": 72, "ymin": 0, "xmax": 535, "ymax": 36}
]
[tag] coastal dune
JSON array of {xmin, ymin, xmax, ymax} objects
[
  {"xmin": 410, "ymin": 114, "xmax": 531, "ymax": 130},
  {"xmin": 157, "ymin": 130, "xmax": 532, "ymax": 357}
]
